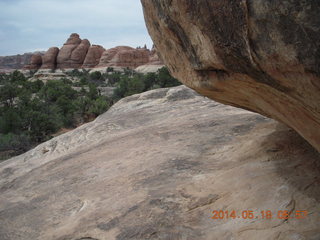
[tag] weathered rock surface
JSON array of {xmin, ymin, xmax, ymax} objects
[
  {"xmin": 40, "ymin": 47, "xmax": 59, "ymax": 70},
  {"xmin": 82, "ymin": 45, "xmax": 105, "ymax": 68},
  {"xmin": 149, "ymin": 45, "xmax": 163, "ymax": 65},
  {"xmin": 97, "ymin": 46, "xmax": 150, "ymax": 68},
  {"xmin": 31, "ymin": 70, "xmax": 68, "ymax": 83},
  {"xmin": 57, "ymin": 33, "xmax": 90, "ymax": 69},
  {"xmin": 72, "ymin": 86, "xmax": 116, "ymax": 98},
  {"xmin": 136, "ymin": 45, "xmax": 165, "ymax": 73},
  {"xmin": 0, "ymin": 86, "xmax": 319, "ymax": 240},
  {"xmin": 3, "ymin": 33, "xmax": 162, "ymax": 73},
  {"xmin": 23, "ymin": 54, "xmax": 42, "ymax": 70},
  {"xmin": 141, "ymin": 0, "xmax": 320, "ymax": 151},
  {"xmin": 0, "ymin": 53, "xmax": 39, "ymax": 70},
  {"xmin": 69, "ymin": 39, "xmax": 91, "ymax": 68}
]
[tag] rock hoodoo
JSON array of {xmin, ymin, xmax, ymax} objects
[
  {"xmin": 8, "ymin": 33, "xmax": 165, "ymax": 72},
  {"xmin": 40, "ymin": 47, "xmax": 59, "ymax": 70},
  {"xmin": 82, "ymin": 45, "xmax": 105, "ymax": 68},
  {"xmin": 141, "ymin": 0, "xmax": 320, "ymax": 151},
  {"xmin": 97, "ymin": 46, "xmax": 150, "ymax": 68},
  {"xmin": 23, "ymin": 54, "xmax": 42, "ymax": 70},
  {"xmin": 56, "ymin": 34, "xmax": 90, "ymax": 69}
]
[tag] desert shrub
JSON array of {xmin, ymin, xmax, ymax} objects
[
  {"xmin": 0, "ymin": 67, "xmax": 180, "ymax": 160},
  {"xmin": 0, "ymin": 133, "xmax": 32, "ymax": 153},
  {"xmin": 90, "ymin": 71, "xmax": 102, "ymax": 81}
]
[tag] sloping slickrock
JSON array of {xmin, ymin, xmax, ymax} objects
[
  {"xmin": 97, "ymin": 46, "xmax": 150, "ymax": 69},
  {"xmin": 40, "ymin": 47, "xmax": 59, "ymax": 69},
  {"xmin": 141, "ymin": 0, "xmax": 320, "ymax": 152},
  {"xmin": 57, "ymin": 33, "xmax": 90, "ymax": 69},
  {"xmin": 0, "ymin": 86, "xmax": 319, "ymax": 240},
  {"xmin": 82, "ymin": 45, "xmax": 105, "ymax": 68}
]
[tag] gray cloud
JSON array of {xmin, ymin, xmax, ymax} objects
[{"xmin": 0, "ymin": 0, "xmax": 153, "ymax": 55}]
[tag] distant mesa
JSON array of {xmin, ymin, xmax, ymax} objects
[
  {"xmin": 0, "ymin": 52, "xmax": 44, "ymax": 72},
  {"xmin": 0, "ymin": 33, "xmax": 164, "ymax": 73}
]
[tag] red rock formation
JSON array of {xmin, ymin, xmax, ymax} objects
[
  {"xmin": 69, "ymin": 39, "xmax": 90, "ymax": 68},
  {"xmin": 0, "ymin": 53, "xmax": 36, "ymax": 70},
  {"xmin": 41, "ymin": 47, "xmax": 59, "ymax": 69},
  {"xmin": 149, "ymin": 45, "xmax": 163, "ymax": 65},
  {"xmin": 57, "ymin": 33, "xmax": 90, "ymax": 69},
  {"xmin": 23, "ymin": 54, "xmax": 42, "ymax": 70},
  {"xmin": 97, "ymin": 46, "xmax": 150, "ymax": 68},
  {"xmin": 18, "ymin": 33, "xmax": 161, "ymax": 71},
  {"xmin": 82, "ymin": 45, "xmax": 105, "ymax": 68}
]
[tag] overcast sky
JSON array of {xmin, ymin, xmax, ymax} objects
[{"xmin": 0, "ymin": 0, "xmax": 153, "ymax": 56}]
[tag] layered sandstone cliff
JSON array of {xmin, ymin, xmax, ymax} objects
[
  {"xmin": 141, "ymin": 0, "xmax": 320, "ymax": 151},
  {"xmin": 0, "ymin": 53, "xmax": 43, "ymax": 71}
]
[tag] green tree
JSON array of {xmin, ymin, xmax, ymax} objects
[
  {"xmin": 90, "ymin": 71, "xmax": 102, "ymax": 81},
  {"xmin": 113, "ymin": 76, "xmax": 129, "ymax": 100},
  {"xmin": 156, "ymin": 67, "xmax": 181, "ymax": 88},
  {"xmin": 0, "ymin": 83, "xmax": 19, "ymax": 107},
  {"xmin": 143, "ymin": 72, "xmax": 156, "ymax": 90},
  {"xmin": 11, "ymin": 70, "xmax": 26, "ymax": 83},
  {"xmin": 0, "ymin": 109, "xmax": 22, "ymax": 134},
  {"xmin": 39, "ymin": 80, "xmax": 77, "ymax": 103},
  {"xmin": 127, "ymin": 76, "xmax": 145, "ymax": 96},
  {"xmin": 88, "ymin": 96, "xmax": 110, "ymax": 116}
]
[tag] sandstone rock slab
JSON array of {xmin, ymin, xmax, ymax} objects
[{"xmin": 0, "ymin": 86, "xmax": 319, "ymax": 240}]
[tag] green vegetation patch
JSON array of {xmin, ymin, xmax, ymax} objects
[{"xmin": 0, "ymin": 67, "xmax": 181, "ymax": 160}]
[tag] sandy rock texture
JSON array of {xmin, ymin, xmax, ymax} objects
[
  {"xmin": 56, "ymin": 33, "xmax": 90, "ymax": 69},
  {"xmin": 97, "ymin": 46, "xmax": 150, "ymax": 69},
  {"xmin": 16, "ymin": 33, "xmax": 164, "ymax": 72},
  {"xmin": 82, "ymin": 45, "xmax": 106, "ymax": 68},
  {"xmin": 0, "ymin": 53, "xmax": 40, "ymax": 70},
  {"xmin": 23, "ymin": 54, "xmax": 42, "ymax": 70},
  {"xmin": 41, "ymin": 47, "xmax": 60, "ymax": 70},
  {"xmin": 136, "ymin": 45, "xmax": 165, "ymax": 73},
  {"xmin": 149, "ymin": 45, "xmax": 163, "ymax": 65},
  {"xmin": 141, "ymin": 0, "xmax": 320, "ymax": 151},
  {"xmin": 0, "ymin": 86, "xmax": 319, "ymax": 240}
]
